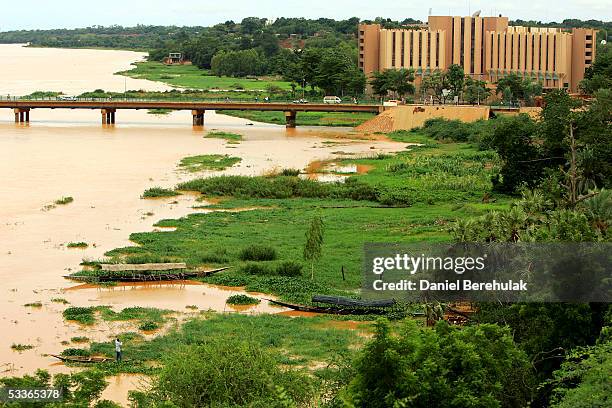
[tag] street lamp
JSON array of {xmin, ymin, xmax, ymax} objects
[{"xmin": 302, "ymin": 78, "xmax": 306, "ymax": 100}]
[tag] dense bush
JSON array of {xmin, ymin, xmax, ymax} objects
[
  {"xmin": 178, "ymin": 175, "xmax": 379, "ymax": 202},
  {"xmin": 240, "ymin": 261, "xmax": 303, "ymax": 277},
  {"xmin": 226, "ymin": 294, "xmax": 261, "ymax": 305},
  {"xmin": 147, "ymin": 338, "xmax": 314, "ymax": 407},
  {"xmin": 343, "ymin": 319, "xmax": 534, "ymax": 408},
  {"xmin": 274, "ymin": 260, "xmax": 303, "ymax": 277},
  {"xmin": 239, "ymin": 245, "xmax": 278, "ymax": 261}
]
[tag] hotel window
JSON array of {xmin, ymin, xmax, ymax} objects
[
  {"xmin": 480, "ymin": 19, "xmax": 485, "ymax": 74},
  {"xmin": 409, "ymin": 32, "xmax": 413, "ymax": 66},
  {"xmin": 586, "ymin": 34, "xmax": 592, "ymax": 40},
  {"xmin": 490, "ymin": 34, "xmax": 494, "ymax": 67},
  {"xmin": 460, "ymin": 19, "xmax": 465, "ymax": 66},
  {"xmin": 469, "ymin": 19, "xmax": 476, "ymax": 74},
  {"xmin": 538, "ymin": 36, "xmax": 542, "ymax": 70},
  {"xmin": 392, "ymin": 32, "xmax": 396, "ymax": 67},
  {"xmin": 401, "ymin": 32, "xmax": 405, "ymax": 67},
  {"xmin": 418, "ymin": 32, "xmax": 422, "ymax": 66},
  {"xmin": 531, "ymin": 35, "xmax": 534, "ymax": 71},
  {"xmin": 544, "ymin": 36, "xmax": 549, "ymax": 71},
  {"xmin": 436, "ymin": 35, "xmax": 440, "ymax": 68},
  {"xmin": 427, "ymin": 33, "xmax": 430, "ymax": 67}
]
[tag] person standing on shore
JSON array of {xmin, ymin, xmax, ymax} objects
[{"xmin": 115, "ymin": 338, "xmax": 123, "ymax": 362}]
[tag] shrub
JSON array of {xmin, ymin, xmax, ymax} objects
[
  {"xmin": 11, "ymin": 344, "xmax": 34, "ymax": 351},
  {"xmin": 280, "ymin": 168, "xmax": 300, "ymax": 176},
  {"xmin": 275, "ymin": 261, "xmax": 303, "ymax": 277},
  {"xmin": 239, "ymin": 245, "xmax": 277, "ymax": 261},
  {"xmin": 61, "ymin": 348, "xmax": 91, "ymax": 357},
  {"xmin": 139, "ymin": 321, "xmax": 160, "ymax": 331},
  {"xmin": 54, "ymin": 196, "xmax": 74, "ymax": 205},
  {"xmin": 226, "ymin": 294, "xmax": 261, "ymax": 305},
  {"xmin": 241, "ymin": 262, "xmax": 274, "ymax": 275},
  {"xmin": 141, "ymin": 187, "xmax": 179, "ymax": 198},
  {"xmin": 195, "ymin": 248, "xmax": 229, "ymax": 264},
  {"xmin": 67, "ymin": 242, "xmax": 88, "ymax": 248}
]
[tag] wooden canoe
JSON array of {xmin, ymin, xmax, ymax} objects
[
  {"xmin": 312, "ymin": 295, "xmax": 396, "ymax": 308},
  {"xmin": 64, "ymin": 267, "xmax": 229, "ymax": 283},
  {"xmin": 50, "ymin": 354, "xmax": 112, "ymax": 363},
  {"xmin": 267, "ymin": 299, "xmax": 389, "ymax": 315},
  {"xmin": 100, "ymin": 262, "xmax": 187, "ymax": 272}
]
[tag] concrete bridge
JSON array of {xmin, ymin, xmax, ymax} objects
[{"xmin": 0, "ymin": 100, "xmax": 384, "ymax": 128}]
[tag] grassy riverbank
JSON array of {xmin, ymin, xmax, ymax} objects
[
  {"xmin": 72, "ymin": 313, "xmax": 366, "ymax": 375},
  {"xmin": 223, "ymin": 110, "xmax": 376, "ymax": 127},
  {"xmin": 117, "ymin": 61, "xmax": 292, "ymax": 91},
  {"xmin": 96, "ymin": 131, "xmax": 507, "ymax": 304}
]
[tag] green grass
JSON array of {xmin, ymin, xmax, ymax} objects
[
  {"xmin": 204, "ymin": 131, "xmax": 242, "ymax": 143},
  {"xmin": 178, "ymin": 154, "xmax": 241, "ymax": 172},
  {"xmin": 62, "ymin": 306, "xmax": 172, "ymax": 326},
  {"xmin": 67, "ymin": 242, "xmax": 88, "ymax": 248},
  {"xmin": 54, "ymin": 196, "xmax": 74, "ymax": 205},
  {"xmin": 141, "ymin": 187, "xmax": 179, "ymax": 198},
  {"xmin": 118, "ymin": 62, "xmax": 292, "ymax": 91},
  {"xmin": 226, "ymin": 294, "xmax": 261, "ymax": 305},
  {"xmin": 77, "ymin": 313, "xmax": 363, "ymax": 374},
  {"xmin": 24, "ymin": 302, "xmax": 42, "ymax": 308},
  {"xmin": 223, "ymin": 110, "xmax": 376, "ymax": 127},
  {"xmin": 51, "ymin": 298, "xmax": 70, "ymax": 304},
  {"xmin": 103, "ymin": 133, "xmax": 509, "ymax": 304}
]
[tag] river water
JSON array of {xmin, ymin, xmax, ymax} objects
[{"xmin": 0, "ymin": 43, "xmax": 404, "ymax": 403}]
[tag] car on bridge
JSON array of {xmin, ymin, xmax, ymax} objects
[{"xmin": 323, "ymin": 96, "xmax": 342, "ymax": 104}]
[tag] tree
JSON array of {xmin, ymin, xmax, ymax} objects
[
  {"xmin": 496, "ymin": 74, "xmax": 543, "ymax": 106},
  {"xmin": 580, "ymin": 43, "xmax": 612, "ymax": 94},
  {"xmin": 447, "ymin": 64, "xmax": 465, "ymax": 97},
  {"xmin": 490, "ymin": 114, "xmax": 542, "ymax": 193},
  {"xmin": 387, "ymin": 68, "xmax": 416, "ymax": 99},
  {"xmin": 420, "ymin": 71, "xmax": 450, "ymax": 103},
  {"xmin": 464, "ymin": 76, "xmax": 491, "ymax": 104},
  {"xmin": 369, "ymin": 68, "xmax": 415, "ymax": 99},
  {"xmin": 370, "ymin": 70, "xmax": 392, "ymax": 98},
  {"xmin": 343, "ymin": 319, "xmax": 534, "ymax": 408},
  {"xmin": 210, "ymin": 49, "xmax": 267, "ymax": 77},
  {"xmin": 303, "ymin": 216, "xmax": 324, "ymax": 279}
]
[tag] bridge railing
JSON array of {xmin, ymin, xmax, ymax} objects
[{"xmin": 0, "ymin": 95, "xmax": 384, "ymax": 105}]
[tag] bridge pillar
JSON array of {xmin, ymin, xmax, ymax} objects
[
  {"xmin": 192, "ymin": 110, "xmax": 205, "ymax": 126},
  {"xmin": 14, "ymin": 108, "xmax": 30, "ymax": 123},
  {"xmin": 284, "ymin": 111, "xmax": 297, "ymax": 128},
  {"xmin": 101, "ymin": 109, "xmax": 116, "ymax": 125}
]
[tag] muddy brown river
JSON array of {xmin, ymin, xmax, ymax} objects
[{"xmin": 0, "ymin": 44, "xmax": 405, "ymax": 403}]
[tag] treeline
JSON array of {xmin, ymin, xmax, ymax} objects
[
  {"xmin": 510, "ymin": 18, "xmax": 612, "ymax": 41},
  {"xmin": 0, "ymin": 25, "xmax": 203, "ymax": 49}
]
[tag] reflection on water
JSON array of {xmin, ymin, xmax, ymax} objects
[{"xmin": 0, "ymin": 44, "xmax": 407, "ymax": 402}]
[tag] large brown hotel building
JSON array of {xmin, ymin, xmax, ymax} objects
[{"xmin": 358, "ymin": 15, "xmax": 597, "ymax": 92}]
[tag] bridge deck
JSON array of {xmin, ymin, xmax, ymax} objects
[{"xmin": 0, "ymin": 100, "xmax": 383, "ymax": 113}]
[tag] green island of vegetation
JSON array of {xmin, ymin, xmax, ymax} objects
[
  {"xmin": 178, "ymin": 154, "xmax": 241, "ymax": 172},
  {"xmin": 203, "ymin": 131, "xmax": 243, "ymax": 143}
]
